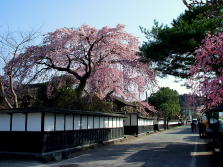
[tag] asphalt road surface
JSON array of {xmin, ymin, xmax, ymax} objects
[{"xmin": 0, "ymin": 126, "xmax": 220, "ymax": 167}]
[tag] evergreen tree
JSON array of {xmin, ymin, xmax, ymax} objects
[{"xmin": 141, "ymin": 3, "xmax": 223, "ymax": 78}]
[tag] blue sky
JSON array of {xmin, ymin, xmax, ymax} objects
[{"xmin": 0, "ymin": 0, "xmax": 189, "ymax": 94}]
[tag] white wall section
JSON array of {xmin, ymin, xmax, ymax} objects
[
  {"xmin": 94, "ymin": 116, "xmax": 100, "ymax": 129},
  {"xmin": 74, "ymin": 115, "xmax": 81, "ymax": 130},
  {"xmin": 0, "ymin": 113, "xmax": 10, "ymax": 131},
  {"xmin": 81, "ymin": 116, "xmax": 87, "ymax": 129},
  {"xmin": 44, "ymin": 113, "xmax": 55, "ymax": 131},
  {"xmin": 27, "ymin": 113, "xmax": 41, "ymax": 131},
  {"xmin": 88, "ymin": 116, "xmax": 94, "ymax": 129},
  {"xmin": 100, "ymin": 116, "xmax": 104, "ymax": 128},
  {"xmin": 56, "ymin": 114, "xmax": 65, "ymax": 131},
  {"xmin": 65, "ymin": 114, "xmax": 73, "ymax": 130},
  {"xmin": 12, "ymin": 113, "xmax": 25, "ymax": 131}
]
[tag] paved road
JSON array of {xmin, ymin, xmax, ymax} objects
[{"xmin": 0, "ymin": 126, "xmax": 219, "ymax": 167}]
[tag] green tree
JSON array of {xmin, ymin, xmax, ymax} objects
[
  {"xmin": 32, "ymin": 79, "xmax": 115, "ymax": 113},
  {"xmin": 45, "ymin": 87, "xmax": 115, "ymax": 113},
  {"xmin": 140, "ymin": 3, "xmax": 223, "ymax": 78},
  {"xmin": 182, "ymin": 0, "xmax": 223, "ymax": 10},
  {"xmin": 147, "ymin": 87, "xmax": 182, "ymax": 120}
]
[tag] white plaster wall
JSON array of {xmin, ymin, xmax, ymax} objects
[
  {"xmin": 148, "ymin": 120, "xmax": 154, "ymax": 125},
  {"xmin": 12, "ymin": 113, "xmax": 25, "ymax": 131},
  {"xmin": 138, "ymin": 118, "xmax": 141, "ymax": 126},
  {"xmin": 99, "ymin": 116, "xmax": 104, "ymax": 128},
  {"xmin": 74, "ymin": 115, "xmax": 81, "ymax": 130},
  {"xmin": 27, "ymin": 113, "xmax": 41, "ymax": 131},
  {"xmin": 44, "ymin": 113, "xmax": 55, "ymax": 131},
  {"xmin": 94, "ymin": 116, "xmax": 100, "ymax": 129},
  {"xmin": 88, "ymin": 116, "xmax": 94, "ymax": 129},
  {"xmin": 168, "ymin": 121, "xmax": 178, "ymax": 125},
  {"xmin": 81, "ymin": 116, "xmax": 87, "ymax": 129},
  {"xmin": 104, "ymin": 117, "xmax": 109, "ymax": 128},
  {"xmin": 0, "ymin": 113, "xmax": 10, "ymax": 131},
  {"xmin": 159, "ymin": 120, "xmax": 164, "ymax": 125},
  {"xmin": 109, "ymin": 117, "xmax": 113, "ymax": 128},
  {"xmin": 113, "ymin": 117, "xmax": 117, "ymax": 128},
  {"xmin": 139, "ymin": 119, "xmax": 143, "ymax": 126},
  {"xmin": 65, "ymin": 114, "xmax": 73, "ymax": 130},
  {"xmin": 120, "ymin": 118, "xmax": 123, "ymax": 127},
  {"xmin": 117, "ymin": 118, "xmax": 120, "ymax": 127},
  {"xmin": 56, "ymin": 114, "xmax": 64, "ymax": 131}
]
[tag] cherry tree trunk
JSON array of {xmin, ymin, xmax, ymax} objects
[{"xmin": 75, "ymin": 78, "xmax": 87, "ymax": 97}]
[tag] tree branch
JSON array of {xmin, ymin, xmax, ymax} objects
[
  {"xmin": 182, "ymin": 0, "xmax": 192, "ymax": 9},
  {"xmin": 0, "ymin": 76, "xmax": 13, "ymax": 108},
  {"xmin": 66, "ymin": 54, "xmax": 72, "ymax": 69},
  {"xmin": 38, "ymin": 57, "xmax": 82, "ymax": 80},
  {"xmin": 8, "ymin": 72, "xmax": 18, "ymax": 108}
]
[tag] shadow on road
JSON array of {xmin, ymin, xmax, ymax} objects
[
  {"xmin": 166, "ymin": 126, "xmax": 197, "ymax": 135},
  {"xmin": 60, "ymin": 140, "xmax": 215, "ymax": 167},
  {"xmin": 124, "ymin": 142, "xmax": 194, "ymax": 167}
]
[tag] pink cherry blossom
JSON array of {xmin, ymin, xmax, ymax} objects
[
  {"xmin": 140, "ymin": 101, "xmax": 158, "ymax": 113},
  {"xmin": 7, "ymin": 25, "xmax": 157, "ymax": 100},
  {"xmin": 189, "ymin": 32, "xmax": 223, "ymax": 109}
]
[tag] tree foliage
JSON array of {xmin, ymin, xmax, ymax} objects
[
  {"xmin": 182, "ymin": 0, "xmax": 223, "ymax": 9},
  {"xmin": 179, "ymin": 94, "xmax": 203, "ymax": 109},
  {"xmin": 147, "ymin": 87, "xmax": 182, "ymax": 119},
  {"xmin": 141, "ymin": 3, "xmax": 223, "ymax": 78},
  {"xmin": 7, "ymin": 25, "xmax": 156, "ymax": 101},
  {"xmin": 190, "ymin": 32, "xmax": 223, "ymax": 109},
  {"xmin": 35, "ymin": 85, "xmax": 115, "ymax": 113}
]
